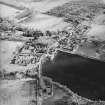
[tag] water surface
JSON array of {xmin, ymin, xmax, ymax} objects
[{"xmin": 42, "ymin": 51, "xmax": 105, "ymax": 100}]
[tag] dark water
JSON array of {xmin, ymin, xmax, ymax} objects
[{"xmin": 42, "ymin": 51, "xmax": 105, "ymax": 101}]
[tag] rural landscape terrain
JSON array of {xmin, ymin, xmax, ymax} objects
[{"xmin": 0, "ymin": 0, "xmax": 105, "ymax": 105}]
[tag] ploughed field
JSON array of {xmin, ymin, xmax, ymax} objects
[{"xmin": 0, "ymin": 79, "xmax": 38, "ymax": 105}]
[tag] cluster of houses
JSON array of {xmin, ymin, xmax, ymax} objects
[{"xmin": 11, "ymin": 41, "xmax": 48, "ymax": 66}]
